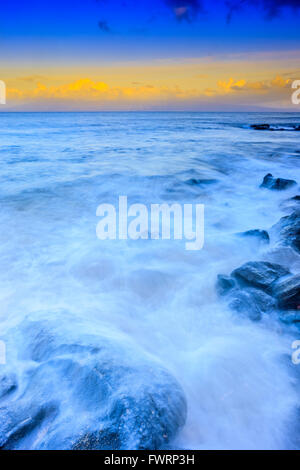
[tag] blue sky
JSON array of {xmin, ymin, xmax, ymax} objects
[
  {"xmin": 1, "ymin": 1, "xmax": 300, "ymax": 110},
  {"xmin": 1, "ymin": 0, "xmax": 300, "ymax": 62}
]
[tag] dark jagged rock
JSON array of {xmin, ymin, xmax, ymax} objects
[
  {"xmin": 272, "ymin": 274, "xmax": 300, "ymax": 310},
  {"xmin": 251, "ymin": 124, "xmax": 270, "ymax": 130},
  {"xmin": 0, "ymin": 312, "xmax": 187, "ymax": 450},
  {"xmin": 273, "ymin": 210, "xmax": 300, "ymax": 253},
  {"xmin": 260, "ymin": 173, "xmax": 297, "ymax": 191},
  {"xmin": 237, "ymin": 229, "xmax": 270, "ymax": 244},
  {"xmin": 228, "ymin": 287, "xmax": 276, "ymax": 322},
  {"xmin": 216, "ymin": 274, "xmax": 236, "ymax": 296},
  {"xmin": 231, "ymin": 261, "xmax": 289, "ymax": 291}
]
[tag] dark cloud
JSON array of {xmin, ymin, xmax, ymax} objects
[
  {"xmin": 164, "ymin": 0, "xmax": 203, "ymax": 22},
  {"xmin": 98, "ymin": 20, "xmax": 112, "ymax": 32},
  {"xmin": 227, "ymin": 0, "xmax": 300, "ymax": 22},
  {"xmin": 260, "ymin": 0, "xmax": 300, "ymax": 18}
]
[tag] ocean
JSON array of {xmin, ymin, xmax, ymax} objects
[{"xmin": 0, "ymin": 111, "xmax": 300, "ymax": 450}]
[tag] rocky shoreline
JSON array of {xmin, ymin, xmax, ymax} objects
[{"xmin": 216, "ymin": 173, "xmax": 300, "ymax": 325}]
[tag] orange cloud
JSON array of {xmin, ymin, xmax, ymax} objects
[
  {"xmin": 216, "ymin": 75, "xmax": 292, "ymax": 94},
  {"xmin": 7, "ymin": 78, "xmax": 200, "ymax": 103},
  {"xmin": 218, "ymin": 78, "xmax": 246, "ymax": 93},
  {"xmin": 4, "ymin": 73, "xmax": 296, "ymax": 110}
]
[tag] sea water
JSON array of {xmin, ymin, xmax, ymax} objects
[{"xmin": 0, "ymin": 111, "xmax": 300, "ymax": 449}]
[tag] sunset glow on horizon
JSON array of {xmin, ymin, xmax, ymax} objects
[{"xmin": 1, "ymin": 0, "xmax": 300, "ymax": 111}]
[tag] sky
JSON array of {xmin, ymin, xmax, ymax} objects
[{"xmin": 1, "ymin": 0, "xmax": 300, "ymax": 111}]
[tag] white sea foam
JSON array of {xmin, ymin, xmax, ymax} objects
[{"xmin": 0, "ymin": 112, "xmax": 300, "ymax": 449}]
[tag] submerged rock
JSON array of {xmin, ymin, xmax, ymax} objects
[
  {"xmin": 216, "ymin": 274, "xmax": 236, "ymax": 296},
  {"xmin": 260, "ymin": 173, "xmax": 297, "ymax": 191},
  {"xmin": 0, "ymin": 375, "xmax": 17, "ymax": 400},
  {"xmin": 185, "ymin": 178, "xmax": 218, "ymax": 186},
  {"xmin": 231, "ymin": 261, "xmax": 289, "ymax": 292},
  {"xmin": 272, "ymin": 274, "xmax": 300, "ymax": 310},
  {"xmin": 0, "ymin": 313, "xmax": 187, "ymax": 450},
  {"xmin": 237, "ymin": 229, "xmax": 270, "ymax": 244},
  {"xmin": 228, "ymin": 287, "xmax": 276, "ymax": 322},
  {"xmin": 273, "ymin": 210, "xmax": 300, "ymax": 253}
]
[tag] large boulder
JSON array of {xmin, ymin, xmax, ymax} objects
[
  {"xmin": 272, "ymin": 210, "xmax": 300, "ymax": 253},
  {"xmin": 272, "ymin": 274, "xmax": 300, "ymax": 310},
  {"xmin": 260, "ymin": 173, "xmax": 297, "ymax": 191},
  {"xmin": 0, "ymin": 312, "xmax": 187, "ymax": 450},
  {"xmin": 231, "ymin": 261, "xmax": 290, "ymax": 292},
  {"xmin": 228, "ymin": 287, "xmax": 276, "ymax": 322}
]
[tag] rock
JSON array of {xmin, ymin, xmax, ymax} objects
[
  {"xmin": 216, "ymin": 274, "xmax": 236, "ymax": 296},
  {"xmin": 237, "ymin": 229, "xmax": 270, "ymax": 244},
  {"xmin": 185, "ymin": 178, "xmax": 218, "ymax": 186},
  {"xmin": 273, "ymin": 210, "xmax": 300, "ymax": 253},
  {"xmin": 0, "ymin": 374, "xmax": 17, "ymax": 400},
  {"xmin": 251, "ymin": 124, "xmax": 300, "ymax": 131},
  {"xmin": 272, "ymin": 274, "xmax": 300, "ymax": 310},
  {"xmin": 278, "ymin": 311, "xmax": 300, "ymax": 324},
  {"xmin": 263, "ymin": 246, "xmax": 300, "ymax": 272},
  {"xmin": 260, "ymin": 173, "xmax": 297, "ymax": 191},
  {"xmin": 231, "ymin": 261, "xmax": 290, "ymax": 291},
  {"xmin": 0, "ymin": 313, "xmax": 187, "ymax": 450},
  {"xmin": 251, "ymin": 124, "xmax": 270, "ymax": 130},
  {"xmin": 0, "ymin": 401, "xmax": 59, "ymax": 449},
  {"xmin": 228, "ymin": 287, "xmax": 276, "ymax": 322}
]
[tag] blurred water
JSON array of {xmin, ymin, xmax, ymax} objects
[{"xmin": 0, "ymin": 111, "xmax": 300, "ymax": 449}]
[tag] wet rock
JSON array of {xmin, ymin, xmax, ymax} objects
[
  {"xmin": 260, "ymin": 173, "xmax": 297, "ymax": 191},
  {"xmin": 237, "ymin": 229, "xmax": 270, "ymax": 244},
  {"xmin": 185, "ymin": 178, "xmax": 218, "ymax": 186},
  {"xmin": 0, "ymin": 374, "xmax": 17, "ymax": 400},
  {"xmin": 278, "ymin": 311, "xmax": 300, "ymax": 325},
  {"xmin": 251, "ymin": 124, "xmax": 300, "ymax": 131},
  {"xmin": 272, "ymin": 274, "xmax": 300, "ymax": 310},
  {"xmin": 0, "ymin": 401, "xmax": 59, "ymax": 450},
  {"xmin": 273, "ymin": 210, "xmax": 300, "ymax": 253},
  {"xmin": 231, "ymin": 261, "xmax": 290, "ymax": 291},
  {"xmin": 263, "ymin": 246, "xmax": 300, "ymax": 272},
  {"xmin": 251, "ymin": 124, "xmax": 270, "ymax": 130},
  {"xmin": 216, "ymin": 274, "xmax": 236, "ymax": 296},
  {"xmin": 0, "ymin": 313, "xmax": 187, "ymax": 450},
  {"xmin": 228, "ymin": 287, "xmax": 276, "ymax": 322}
]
